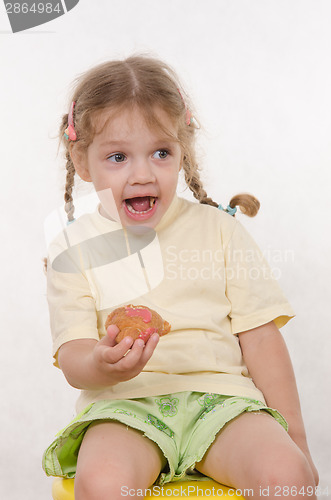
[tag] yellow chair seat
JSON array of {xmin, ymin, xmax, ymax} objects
[{"xmin": 52, "ymin": 477, "xmax": 244, "ymax": 499}]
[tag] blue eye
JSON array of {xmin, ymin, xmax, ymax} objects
[
  {"xmin": 108, "ymin": 153, "xmax": 126, "ymax": 163},
  {"xmin": 153, "ymin": 149, "xmax": 169, "ymax": 159}
]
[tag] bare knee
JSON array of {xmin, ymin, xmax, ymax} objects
[
  {"xmin": 257, "ymin": 448, "xmax": 316, "ymax": 497},
  {"xmin": 75, "ymin": 468, "xmax": 122, "ymax": 500},
  {"xmin": 74, "ymin": 421, "xmax": 164, "ymax": 500},
  {"xmin": 75, "ymin": 463, "xmax": 149, "ymax": 500}
]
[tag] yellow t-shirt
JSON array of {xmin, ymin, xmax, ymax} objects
[{"xmin": 46, "ymin": 195, "xmax": 294, "ymax": 413}]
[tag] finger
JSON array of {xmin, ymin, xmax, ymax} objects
[
  {"xmin": 139, "ymin": 333, "xmax": 160, "ymax": 364},
  {"xmin": 102, "ymin": 335, "xmax": 135, "ymax": 364},
  {"xmin": 98, "ymin": 325, "xmax": 120, "ymax": 347},
  {"xmin": 107, "ymin": 324, "xmax": 120, "ymax": 340},
  {"xmin": 114, "ymin": 337, "xmax": 146, "ymax": 370},
  {"xmin": 118, "ymin": 334, "xmax": 159, "ymax": 371}
]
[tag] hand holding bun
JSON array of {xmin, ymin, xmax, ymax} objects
[{"xmin": 105, "ymin": 305, "xmax": 171, "ymax": 344}]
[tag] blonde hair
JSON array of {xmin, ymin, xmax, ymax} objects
[{"xmin": 60, "ymin": 55, "xmax": 259, "ymax": 221}]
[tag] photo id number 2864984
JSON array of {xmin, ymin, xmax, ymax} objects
[{"xmin": 5, "ymin": 3, "xmax": 61, "ymax": 14}]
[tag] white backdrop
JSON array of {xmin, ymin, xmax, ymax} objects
[{"xmin": 1, "ymin": 1, "xmax": 330, "ymax": 499}]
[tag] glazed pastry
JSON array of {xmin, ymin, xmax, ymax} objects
[{"xmin": 105, "ymin": 304, "xmax": 171, "ymax": 343}]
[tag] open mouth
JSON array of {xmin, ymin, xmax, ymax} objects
[{"xmin": 124, "ymin": 196, "xmax": 157, "ymax": 214}]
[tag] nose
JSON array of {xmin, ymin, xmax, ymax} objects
[{"xmin": 128, "ymin": 158, "xmax": 156, "ymax": 185}]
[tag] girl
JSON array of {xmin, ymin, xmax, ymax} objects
[{"xmin": 43, "ymin": 56, "xmax": 318, "ymax": 500}]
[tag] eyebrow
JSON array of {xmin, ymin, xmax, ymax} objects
[
  {"xmin": 99, "ymin": 140, "xmax": 129, "ymax": 147},
  {"xmin": 99, "ymin": 137, "xmax": 178, "ymax": 148}
]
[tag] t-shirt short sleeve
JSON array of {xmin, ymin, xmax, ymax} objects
[
  {"xmin": 46, "ymin": 259, "xmax": 99, "ymax": 367},
  {"xmin": 224, "ymin": 220, "xmax": 295, "ymax": 334}
]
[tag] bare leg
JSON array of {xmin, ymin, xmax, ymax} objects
[
  {"xmin": 75, "ymin": 421, "xmax": 167, "ymax": 500},
  {"xmin": 195, "ymin": 412, "xmax": 316, "ymax": 500}
]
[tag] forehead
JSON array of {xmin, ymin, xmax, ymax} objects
[{"xmin": 92, "ymin": 105, "xmax": 179, "ymax": 143}]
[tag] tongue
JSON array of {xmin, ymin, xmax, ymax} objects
[{"xmin": 128, "ymin": 197, "xmax": 150, "ymax": 212}]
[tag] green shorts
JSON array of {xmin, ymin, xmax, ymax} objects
[{"xmin": 42, "ymin": 392, "xmax": 287, "ymax": 485}]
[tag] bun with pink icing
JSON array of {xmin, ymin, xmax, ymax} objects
[{"xmin": 105, "ymin": 305, "xmax": 171, "ymax": 344}]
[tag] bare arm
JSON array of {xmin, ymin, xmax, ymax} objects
[
  {"xmin": 238, "ymin": 321, "xmax": 318, "ymax": 484},
  {"xmin": 57, "ymin": 325, "xmax": 159, "ymax": 390}
]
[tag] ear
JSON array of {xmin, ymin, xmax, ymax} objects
[
  {"xmin": 70, "ymin": 145, "xmax": 92, "ymax": 182},
  {"xmin": 180, "ymin": 151, "xmax": 187, "ymax": 171},
  {"xmin": 179, "ymin": 151, "xmax": 185, "ymax": 171}
]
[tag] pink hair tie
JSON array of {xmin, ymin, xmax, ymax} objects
[
  {"xmin": 185, "ymin": 108, "xmax": 193, "ymax": 126},
  {"xmin": 64, "ymin": 101, "xmax": 77, "ymax": 141},
  {"xmin": 177, "ymin": 88, "xmax": 193, "ymax": 126}
]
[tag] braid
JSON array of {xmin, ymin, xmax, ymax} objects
[
  {"xmin": 64, "ymin": 150, "xmax": 75, "ymax": 222},
  {"xmin": 183, "ymin": 160, "xmax": 219, "ymax": 208},
  {"xmin": 182, "ymin": 159, "xmax": 260, "ymax": 217}
]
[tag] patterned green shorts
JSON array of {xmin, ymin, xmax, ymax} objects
[{"xmin": 42, "ymin": 392, "xmax": 287, "ymax": 485}]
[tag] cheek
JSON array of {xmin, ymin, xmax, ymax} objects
[
  {"xmin": 90, "ymin": 167, "xmax": 118, "ymax": 190},
  {"xmin": 169, "ymin": 169, "xmax": 180, "ymax": 189}
]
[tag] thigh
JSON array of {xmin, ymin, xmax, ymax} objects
[
  {"xmin": 195, "ymin": 411, "xmax": 313, "ymax": 493},
  {"xmin": 76, "ymin": 420, "xmax": 166, "ymax": 492}
]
